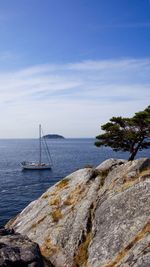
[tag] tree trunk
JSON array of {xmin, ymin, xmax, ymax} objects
[
  {"xmin": 128, "ymin": 150, "xmax": 138, "ymax": 161},
  {"xmin": 128, "ymin": 137, "xmax": 144, "ymax": 161}
]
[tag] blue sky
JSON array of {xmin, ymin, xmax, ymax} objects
[{"xmin": 0, "ymin": 0, "xmax": 150, "ymax": 137}]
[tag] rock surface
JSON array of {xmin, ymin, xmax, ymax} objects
[
  {"xmin": 6, "ymin": 158, "xmax": 150, "ymax": 267},
  {"xmin": 0, "ymin": 228, "xmax": 44, "ymax": 267}
]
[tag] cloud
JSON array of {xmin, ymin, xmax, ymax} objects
[{"xmin": 0, "ymin": 58, "xmax": 150, "ymax": 137}]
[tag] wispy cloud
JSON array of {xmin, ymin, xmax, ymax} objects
[{"xmin": 0, "ymin": 58, "xmax": 149, "ymax": 137}]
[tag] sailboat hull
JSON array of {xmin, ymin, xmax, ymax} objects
[{"xmin": 21, "ymin": 162, "xmax": 51, "ymax": 170}]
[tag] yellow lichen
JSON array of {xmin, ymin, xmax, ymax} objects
[
  {"xmin": 37, "ymin": 215, "xmax": 47, "ymax": 224},
  {"xmin": 99, "ymin": 175, "xmax": 107, "ymax": 187},
  {"xmin": 51, "ymin": 208, "xmax": 62, "ymax": 222},
  {"xmin": 31, "ymin": 215, "xmax": 47, "ymax": 229},
  {"xmin": 115, "ymin": 169, "xmax": 150, "ymax": 193},
  {"xmin": 40, "ymin": 238, "xmax": 58, "ymax": 257},
  {"xmin": 99, "ymin": 169, "xmax": 109, "ymax": 179},
  {"xmin": 56, "ymin": 178, "xmax": 69, "ymax": 190},
  {"xmin": 42, "ymin": 191, "xmax": 50, "ymax": 199},
  {"xmin": 49, "ymin": 196, "xmax": 61, "ymax": 206},
  {"xmin": 139, "ymin": 169, "xmax": 150, "ymax": 181},
  {"xmin": 31, "ymin": 222, "xmax": 37, "ymax": 229},
  {"xmin": 114, "ymin": 180, "xmax": 138, "ymax": 194},
  {"xmin": 63, "ymin": 184, "xmax": 85, "ymax": 206},
  {"xmin": 73, "ymin": 232, "xmax": 92, "ymax": 267},
  {"xmin": 42, "ymin": 178, "xmax": 69, "ymax": 200}
]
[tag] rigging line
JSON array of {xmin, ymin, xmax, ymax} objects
[
  {"xmin": 44, "ymin": 140, "xmax": 53, "ymax": 166},
  {"xmin": 42, "ymin": 136, "xmax": 53, "ymax": 166},
  {"xmin": 44, "ymin": 139, "xmax": 53, "ymax": 166},
  {"xmin": 42, "ymin": 135, "xmax": 53, "ymax": 165},
  {"xmin": 41, "ymin": 136, "xmax": 49, "ymax": 162},
  {"xmin": 41, "ymin": 128, "xmax": 53, "ymax": 166}
]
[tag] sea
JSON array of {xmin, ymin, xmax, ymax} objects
[{"xmin": 0, "ymin": 138, "xmax": 149, "ymax": 227}]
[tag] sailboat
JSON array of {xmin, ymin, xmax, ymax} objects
[{"xmin": 21, "ymin": 125, "xmax": 52, "ymax": 170}]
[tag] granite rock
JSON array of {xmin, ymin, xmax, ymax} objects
[
  {"xmin": 7, "ymin": 158, "xmax": 150, "ymax": 267},
  {"xmin": 0, "ymin": 228, "xmax": 44, "ymax": 267}
]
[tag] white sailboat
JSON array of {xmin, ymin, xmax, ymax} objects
[{"xmin": 21, "ymin": 125, "xmax": 52, "ymax": 170}]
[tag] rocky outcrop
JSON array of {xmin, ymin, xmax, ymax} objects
[
  {"xmin": 0, "ymin": 228, "xmax": 44, "ymax": 267},
  {"xmin": 6, "ymin": 158, "xmax": 150, "ymax": 267},
  {"xmin": 42, "ymin": 134, "xmax": 64, "ymax": 139}
]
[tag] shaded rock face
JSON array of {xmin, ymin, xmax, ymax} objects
[
  {"xmin": 0, "ymin": 228, "xmax": 44, "ymax": 267},
  {"xmin": 7, "ymin": 158, "xmax": 150, "ymax": 267}
]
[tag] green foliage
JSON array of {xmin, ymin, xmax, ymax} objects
[{"xmin": 95, "ymin": 106, "xmax": 150, "ymax": 161}]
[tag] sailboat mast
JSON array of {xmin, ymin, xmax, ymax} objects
[{"xmin": 39, "ymin": 124, "xmax": 42, "ymax": 164}]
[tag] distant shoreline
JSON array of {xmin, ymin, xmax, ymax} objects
[
  {"xmin": 0, "ymin": 137, "xmax": 95, "ymax": 140},
  {"xmin": 42, "ymin": 134, "xmax": 65, "ymax": 139}
]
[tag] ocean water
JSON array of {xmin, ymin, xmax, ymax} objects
[{"xmin": 0, "ymin": 138, "xmax": 149, "ymax": 226}]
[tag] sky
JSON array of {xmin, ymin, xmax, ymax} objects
[{"xmin": 0, "ymin": 0, "xmax": 150, "ymax": 138}]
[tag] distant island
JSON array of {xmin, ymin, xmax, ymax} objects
[{"xmin": 43, "ymin": 134, "xmax": 65, "ymax": 139}]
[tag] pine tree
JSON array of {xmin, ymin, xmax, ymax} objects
[{"xmin": 95, "ymin": 106, "xmax": 150, "ymax": 161}]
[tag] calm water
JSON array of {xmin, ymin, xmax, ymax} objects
[{"xmin": 0, "ymin": 138, "xmax": 149, "ymax": 226}]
